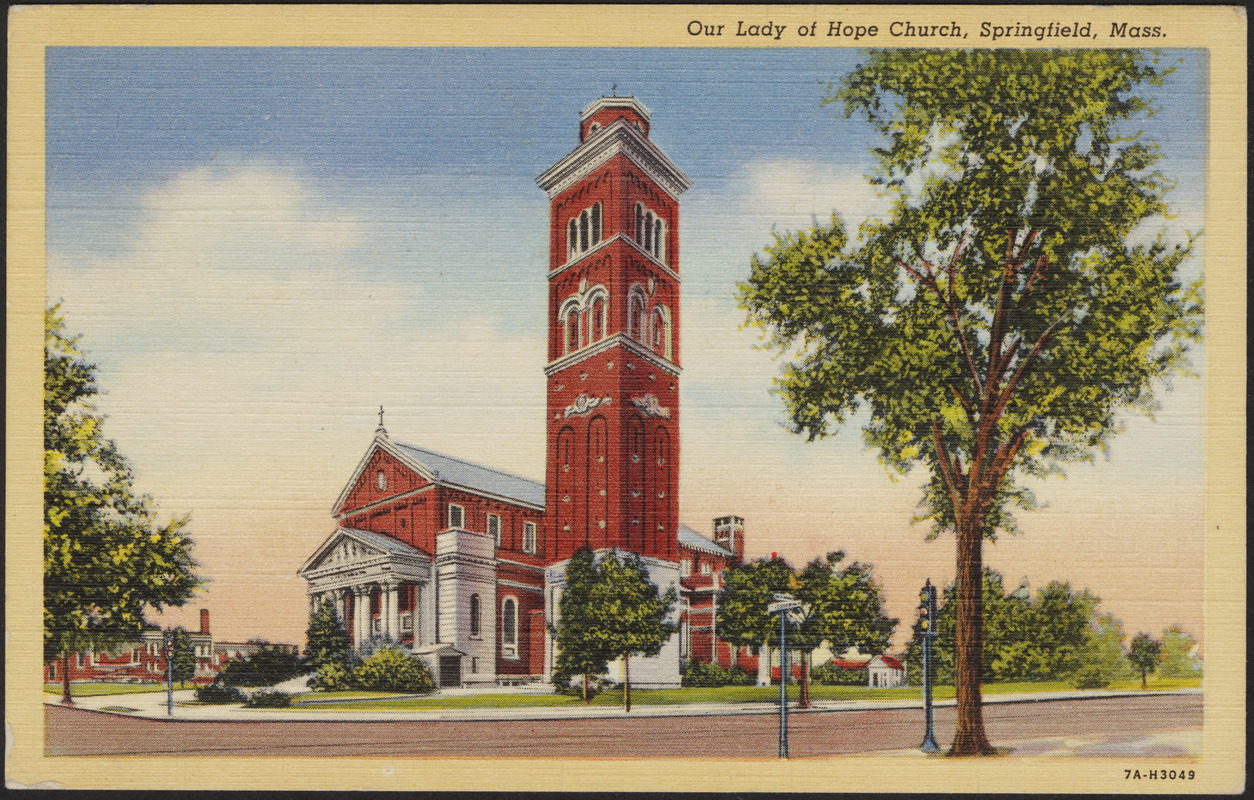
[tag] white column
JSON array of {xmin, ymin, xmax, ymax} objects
[
  {"xmin": 757, "ymin": 641, "xmax": 771, "ymax": 687},
  {"xmin": 384, "ymin": 582, "xmax": 400, "ymax": 642},
  {"xmin": 353, "ymin": 588, "xmax": 366, "ymax": 650},
  {"xmin": 421, "ymin": 579, "xmax": 437, "ymax": 645},
  {"xmin": 334, "ymin": 589, "xmax": 346, "ymax": 625}
]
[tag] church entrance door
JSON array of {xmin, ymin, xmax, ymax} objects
[{"xmin": 439, "ymin": 655, "xmax": 461, "ymax": 688}]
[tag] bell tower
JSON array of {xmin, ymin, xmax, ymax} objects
[{"xmin": 536, "ymin": 97, "xmax": 691, "ymax": 565}]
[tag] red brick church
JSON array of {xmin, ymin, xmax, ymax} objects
[{"xmin": 299, "ymin": 97, "xmax": 751, "ymax": 688}]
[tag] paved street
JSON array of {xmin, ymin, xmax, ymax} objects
[{"xmin": 45, "ymin": 693, "xmax": 1201, "ymax": 758}]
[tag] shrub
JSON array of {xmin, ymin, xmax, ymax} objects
[
  {"xmin": 811, "ymin": 661, "xmax": 868, "ymax": 686},
  {"xmin": 351, "ymin": 647, "xmax": 435, "ymax": 694},
  {"xmin": 1071, "ymin": 665, "xmax": 1110, "ymax": 690},
  {"xmin": 194, "ymin": 682, "xmax": 246, "ymax": 704},
  {"xmin": 307, "ymin": 661, "xmax": 354, "ymax": 692},
  {"xmin": 682, "ymin": 661, "xmax": 757, "ymax": 687},
  {"xmin": 244, "ymin": 690, "xmax": 292, "ymax": 708},
  {"xmin": 217, "ymin": 645, "xmax": 306, "ymax": 688}
]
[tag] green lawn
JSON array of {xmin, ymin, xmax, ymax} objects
[
  {"xmin": 291, "ymin": 677, "xmax": 1200, "ymax": 712},
  {"xmin": 43, "ymin": 682, "xmax": 175, "ymax": 697}
]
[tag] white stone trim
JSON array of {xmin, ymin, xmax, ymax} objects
[
  {"xmin": 548, "ymin": 233, "xmax": 682, "ymax": 286},
  {"xmin": 536, "ymin": 121, "xmax": 691, "ymax": 202},
  {"xmin": 544, "ymin": 332, "xmax": 680, "ymax": 378},
  {"xmin": 581, "ymin": 96, "xmax": 651, "ymax": 122}
]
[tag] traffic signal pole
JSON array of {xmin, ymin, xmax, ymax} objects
[{"xmin": 919, "ymin": 580, "xmax": 938, "ymax": 752}]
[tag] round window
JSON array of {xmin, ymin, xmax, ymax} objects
[{"xmin": 376, "ymin": 470, "xmax": 387, "ymax": 491}]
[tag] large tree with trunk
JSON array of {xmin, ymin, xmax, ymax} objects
[
  {"xmin": 739, "ymin": 50, "xmax": 1202, "ymax": 755},
  {"xmin": 44, "ymin": 305, "xmax": 202, "ymax": 704}
]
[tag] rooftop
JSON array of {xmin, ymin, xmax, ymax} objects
[
  {"xmin": 392, "ymin": 441, "xmax": 546, "ymax": 508},
  {"xmin": 678, "ymin": 524, "xmax": 735, "ymax": 558}
]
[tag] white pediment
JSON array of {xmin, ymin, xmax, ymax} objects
[{"xmin": 308, "ymin": 533, "xmax": 385, "ymax": 573}]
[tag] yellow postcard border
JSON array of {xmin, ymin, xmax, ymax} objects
[{"xmin": 6, "ymin": 4, "xmax": 1246, "ymax": 793}]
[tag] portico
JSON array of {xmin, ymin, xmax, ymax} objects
[{"xmin": 299, "ymin": 527, "xmax": 436, "ymax": 651}]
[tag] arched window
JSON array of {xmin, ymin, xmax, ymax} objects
[
  {"xmin": 502, "ymin": 597, "xmax": 518, "ymax": 656},
  {"xmin": 566, "ymin": 308, "xmax": 580, "ymax": 354},
  {"xmin": 627, "ymin": 286, "xmax": 647, "ymax": 343},
  {"xmin": 590, "ymin": 297, "xmax": 605, "ymax": 343},
  {"xmin": 650, "ymin": 304, "xmax": 672, "ymax": 360},
  {"xmin": 567, "ymin": 203, "xmax": 603, "ymax": 262},
  {"xmin": 644, "ymin": 211, "xmax": 653, "ymax": 253},
  {"xmin": 635, "ymin": 203, "xmax": 645, "ymax": 243},
  {"xmin": 469, "ymin": 594, "xmax": 481, "ymax": 638},
  {"xmin": 653, "ymin": 217, "xmax": 665, "ymax": 262}
]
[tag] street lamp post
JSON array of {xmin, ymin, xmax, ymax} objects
[
  {"xmin": 918, "ymin": 580, "xmax": 939, "ymax": 752},
  {"xmin": 164, "ymin": 630, "xmax": 174, "ymax": 718},
  {"xmin": 768, "ymin": 593, "xmax": 802, "ymax": 759}
]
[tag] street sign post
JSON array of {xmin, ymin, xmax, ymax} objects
[
  {"xmin": 164, "ymin": 630, "xmax": 174, "ymax": 718},
  {"xmin": 769, "ymin": 593, "xmax": 802, "ymax": 758}
]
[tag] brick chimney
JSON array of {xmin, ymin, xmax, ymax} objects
[
  {"xmin": 714, "ymin": 516, "xmax": 745, "ymax": 562},
  {"xmin": 199, "ymin": 609, "xmax": 210, "ymax": 635}
]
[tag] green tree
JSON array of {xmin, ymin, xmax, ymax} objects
[
  {"xmin": 169, "ymin": 627, "xmax": 197, "ymax": 688},
  {"xmin": 796, "ymin": 553, "xmax": 898, "ymax": 707},
  {"xmin": 590, "ymin": 552, "xmax": 677, "ymax": 712},
  {"xmin": 305, "ymin": 599, "xmax": 352, "ymax": 671},
  {"xmin": 1031, "ymin": 582, "xmax": 1101, "ymax": 680},
  {"xmin": 44, "ymin": 305, "xmax": 202, "ymax": 704},
  {"xmin": 716, "ymin": 556, "xmax": 794, "ymax": 684},
  {"xmin": 1128, "ymin": 632, "xmax": 1163, "ymax": 689},
  {"xmin": 1072, "ymin": 613, "xmax": 1133, "ymax": 689},
  {"xmin": 551, "ymin": 548, "xmax": 611, "ymax": 702},
  {"xmin": 739, "ymin": 51, "xmax": 1201, "ymax": 755},
  {"xmin": 1157, "ymin": 626, "xmax": 1203, "ymax": 679}
]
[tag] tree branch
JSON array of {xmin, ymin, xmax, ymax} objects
[
  {"xmin": 990, "ymin": 316, "xmax": 1064, "ymax": 424},
  {"xmin": 931, "ymin": 419, "xmax": 966, "ymax": 512},
  {"xmin": 990, "ymin": 428, "xmax": 1031, "ymax": 481}
]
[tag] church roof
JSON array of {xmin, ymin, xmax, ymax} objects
[
  {"xmin": 340, "ymin": 526, "xmax": 426, "ymax": 558},
  {"xmin": 677, "ymin": 524, "xmax": 734, "ymax": 557},
  {"xmin": 392, "ymin": 441, "xmax": 546, "ymax": 508}
]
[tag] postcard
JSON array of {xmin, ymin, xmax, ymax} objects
[{"xmin": 6, "ymin": 4, "xmax": 1245, "ymax": 793}]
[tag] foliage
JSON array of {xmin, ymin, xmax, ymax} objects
[
  {"xmin": 304, "ymin": 599, "xmax": 352, "ymax": 671},
  {"xmin": 357, "ymin": 633, "xmax": 403, "ymax": 660},
  {"xmin": 1157, "ymin": 626, "xmax": 1203, "ymax": 678},
  {"xmin": 551, "ymin": 548, "xmax": 612, "ymax": 701},
  {"xmin": 739, "ymin": 50, "xmax": 1203, "ymax": 753},
  {"xmin": 588, "ymin": 551, "xmax": 678, "ymax": 710},
  {"xmin": 810, "ymin": 660, "xmax": 868, "ymax": 686},
  {"xmin": 44, "ymin": 305, "xmax": 202, "ymax": 697},
  {"xmin": 194, "ymin": 681, "xmax": 245, "ymax": 704},
  {"xmin": 715, "ymin": 556, "xmax": 794, "ymax": 652},
  {"xmin": 216, "ymin": 644, "xmax": 305, "ymax": 688},
  {"xmin": 905, "ymin": 569, "xmax": 1104, "ymax": 685},
  {"xmin": 350, "ymin": 647, "xmax": 435, "ymax": 694},
  {"xmin": 243, "ymin": 689, "xmax": 293, "ymax": 708},
  {"xmin": 681, "ymin": 661, "xmax": 756, "ymax": 688},
  {"xmin": 1071, "ymin": 613, "xmax": 1133, "ymax": 689},
  {"xmin": 1127, "ymin": 632, "xmax": 1163, "ymax": 687},
  {"xmin": 168, "ymin": 627, "xmax": 197, "ymax": 687},
  {"xmin": 795, "ymin": 554, "xmax": 898, "ymax": 657},
  {"xmin": 308, "ymin": 661, "xmax": 354, "ymax": 692}
]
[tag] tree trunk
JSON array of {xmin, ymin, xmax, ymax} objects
[
  {"xmin": 949, "ymin": 513, "xmax": 996, "ymax": 756},
  {"xmin": 583, "ymin": 673, "xmax": 589, "ymax": 703},
  {"xmin": 797, "ymin": 651, "xmax": 811, "ymax": 709},
  {"xmin": 1141, "ymin": 669, "xmax": 1147, "ymax": 690},
  {"xmin": 624, "ymin": 655, "xmax": 631, "ymax": 713},
  {"xmin": 60, "ymin": 652, "xmax": 73, "ymax": 706}
]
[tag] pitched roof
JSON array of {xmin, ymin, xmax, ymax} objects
[
  {"xmin": 391, "ymin": 441, "xmax": 546, "ymax": 508},
  {"xmin": 340, "ymin": 526, "xmax": 426, "ymax": 558},
  {"xmin": 873, "ymin": 655, "xmax": 905, "ymax": 671},
  {"xmin": 677, "ymin": 524, "xmax": 734, "ymax": 557}
]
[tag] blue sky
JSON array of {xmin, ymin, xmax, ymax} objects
[{"xmin": 46, "ymin": 47, "xmax": 1208, "ymax": 645}]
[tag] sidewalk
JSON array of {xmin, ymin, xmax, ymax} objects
[{"xmin": 45, "ymin": 684, "xmax": 1201, "ymax": 725}]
